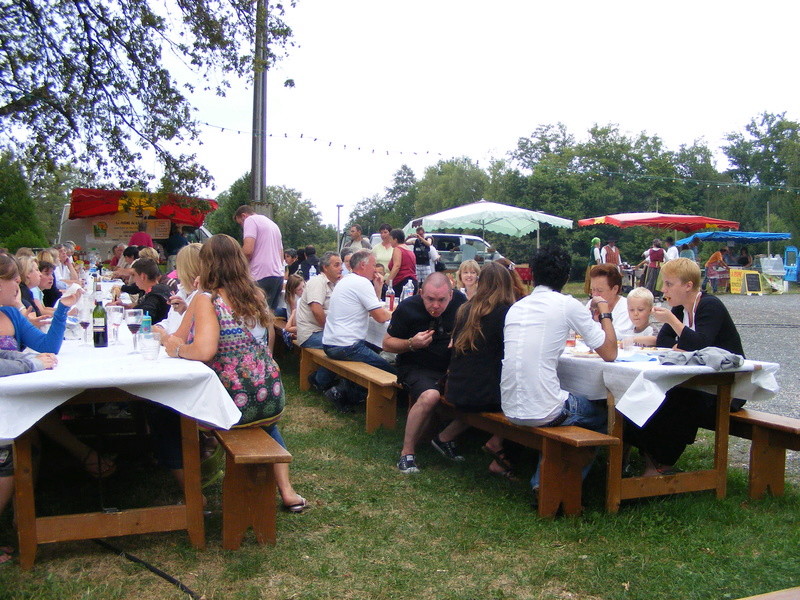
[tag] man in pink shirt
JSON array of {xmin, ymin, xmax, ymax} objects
[{"xmin": 233, "ymin": 205, "xmax": 285, "ymax": 310}]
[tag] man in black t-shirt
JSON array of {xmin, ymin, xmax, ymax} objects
[
  {"xmin": 409, "ymin": 226, "xmax": 433, "ymax": 284},
  {"xmin": 383, "ymin": 272, "xmax": 467, "ymax": 473}
]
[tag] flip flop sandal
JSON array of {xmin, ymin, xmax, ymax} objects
[
  {"xmin": 283, "ymin": 496, "xmax": 308, "ymax": 513},
  {"xmin": 0, "ymin": 549, "xmax": 12, "ymax": 566},
  {"xmin": 482, "ymin": 445, "xmax": 513, "ymax": 472}
]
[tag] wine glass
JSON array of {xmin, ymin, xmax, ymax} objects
[
  {"xmin": 78, "ymin": 305, "xmax": 92, "ymax": 346},
  {"xmin": 106, "ymin": 305, "xmax": 125, "ymax": 345},
  {"xmin": 124, "ymin": 309, "xmax": 143, "ymax": 353}
]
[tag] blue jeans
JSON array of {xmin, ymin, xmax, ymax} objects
[
  {"xmin": 257, "ymin": 275, "xmax": 284, "ymax": 311},
  {"xmin": 511, "ymin": 394, "xmax": 607, "ymax": 489},
  {"xmin": 302, "ymin": 331, "xmax": 335, "ymax": 390},
  {"xmin": 323, "ymin": 340, "xmax": 396, "ymax": 375}
]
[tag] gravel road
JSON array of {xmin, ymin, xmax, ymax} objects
[{"xmin": 679, "ymin": 293, "xmax": 799, "ymax": 481}]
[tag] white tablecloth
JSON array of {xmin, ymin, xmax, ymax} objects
[
  {"xmin": 557, "ymin": 351, "xmax": 780, "ymax": 427},
  {"xmin": 0, "ymin": 332, "xmax": 242, "ymax": 440}
]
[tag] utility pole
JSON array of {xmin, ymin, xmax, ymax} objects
[
  {"xmin": 336, "ymin": 204, "xmax": 344, "ymax": 251},
  {"xmin": 251, "ymin": 0, "xmax": 270, "ymax": 218}
]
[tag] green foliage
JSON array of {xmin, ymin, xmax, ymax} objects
[
  {"xmin": 207, "ymin": 173, "xmax": 336, "ymax": 251},
  {"xmin": 348, "ymin": 165, "xmax": 419, "ymax": 234},
  {"xmin": 0, "ymin": 153, "xmax": 47, "ymax": 250},
  {"xmin": 415, "ymin": 157, "xmax": 489, "ymax": 216},
  {"xmin": 0, "ymin": 0, "xmax": 294, "ymax": 194}
]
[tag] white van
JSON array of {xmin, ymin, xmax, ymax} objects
[
  {"xmin": 58, "ymin": 203, "xmax": 213, "ymax": 261},
  {"xmin": 368, "ymin": 232, "xmax": 502, "ymax": 271}
]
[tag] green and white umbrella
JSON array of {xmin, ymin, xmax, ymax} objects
[{"xmin": 404, "ymin": 199, "xmax": 572, "ymax": 243}]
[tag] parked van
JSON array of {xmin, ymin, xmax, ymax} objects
[
  {"xmin": 368, "ymin": 232, "xmax": 502, "ymax": 271},
  {"xmin": 58, "ymin": 203, "xmax": 213, "ymax": 261}
]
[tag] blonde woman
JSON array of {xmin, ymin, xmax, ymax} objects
[
  {"xmin": 154, "ymin": 243, "xmax": 202, "ymax": 336},
  {"xmin": 455, "ymin": 259, "xmax": 480, "ymax": 300}
]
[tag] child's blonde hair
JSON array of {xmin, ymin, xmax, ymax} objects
[{"xmin": 627, "ymin": 286, "xmax": 654, "ymax": 307}]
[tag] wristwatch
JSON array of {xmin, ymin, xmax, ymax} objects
[{"xmin": 599, "ymin": 313, "xmax": 613, "ymax": 321}]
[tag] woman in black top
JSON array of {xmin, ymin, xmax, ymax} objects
[
  {"xmin": 437, "ymin": 262, "xmax": 518, "ymax": 478},
  {"xmin": 629, "ymin": 257, "xmax": 744, "ymax": 475}
]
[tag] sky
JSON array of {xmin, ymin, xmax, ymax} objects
[{"xmin": 186, "ymin": 0, "xmax": 800, "ymax": 228}]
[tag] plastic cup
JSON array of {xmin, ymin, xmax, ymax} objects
[
  {"xmin": 140, "ymin": 332, "xmax": 162, "ymax": 361},
  {"xmin": 565, "ymin": 329, "xmax": 576, "ymax": 347}
]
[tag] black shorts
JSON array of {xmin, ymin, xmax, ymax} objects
[{"xmin": 400, "ymin": 368, "xmax": 445, "ymax": 400}]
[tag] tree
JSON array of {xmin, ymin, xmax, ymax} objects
[
  {"xmin": 0, "ymin": 153, "xmax": 47, "ymax": 250},
  {"xmin": 207, "ymin": 173, "xmax": 336, "ymax": 251},
  {"xmin": 348, "ymin": 165, "xmax": 419, "ymax": 234},
  {"xmin": 414, "ymin": 157, "xmax": 488, "ymax": 216},
  {"xmin": 0, "ymin": 0, "xmax": 294, "ymax": 194}
]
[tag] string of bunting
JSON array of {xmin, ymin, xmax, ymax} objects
[{"xmin": 198, "ymin": 120, "xmax": 800, "ymax": 195}]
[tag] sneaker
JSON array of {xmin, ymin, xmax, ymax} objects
[
  {"xmin": 397, "ymin": 454, "xmax": 419, "ymax": 474},
  {"xmin": 431, "ymin": 436, "xmax": 465, "ymax": 462},
  {"xmin": 324, "ymin": 383, "xmax": 352, "ymax": 413}
]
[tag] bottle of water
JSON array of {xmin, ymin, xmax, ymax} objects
[
  {"xmin": 141, "ymin": 312, "xmax": 152, "ymax": 337},
  {"xmin": 400, "ymin": 280, "xmax": 415, "ymax": 302},
  {"xmin": 308, "ymin": 265, "xmax": 317, "ymax": 278}
]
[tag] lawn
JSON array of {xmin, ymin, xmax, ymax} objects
[{"xmin": 1, "ymin": 356, "xmax": 798, "ymax": 600}]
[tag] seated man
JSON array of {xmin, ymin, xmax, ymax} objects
[
  {"xmin": 296, "ymin": 251, "xmax": 343, "ymax": 391},
  {"xmin": 501, "ymin": 244, "xmax": 617, "ymax": 496},
  {"xmin": 383, "ymin": 272, "xmax": 467, "ymax": 473},
  {"xmin": 322, "ymin": 250, "xmax": 393, "ymax": 409}
]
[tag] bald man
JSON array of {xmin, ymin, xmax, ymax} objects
[{"xmin": 383, "ymin": 272, "xmax": 467, "ymax": 473}]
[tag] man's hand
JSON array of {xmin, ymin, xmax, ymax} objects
[{"xmin": 409, "ymin": 329, "xmax": 435, "ymax": 350}]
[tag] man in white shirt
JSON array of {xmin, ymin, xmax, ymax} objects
[
  {"xmin": 501, "ymin": 245, "xmax": 617, "ymax": 496},
  {"xmin": 663, "ymin": 236, "xmax": 679, "ymax": 262},
  {"xmin": 322, "ymin": 250, "xmax": 393, "ymax": 409},
  {"xmin": 297, "ymin": 251, "xmax": 343, "ymax": 391}
]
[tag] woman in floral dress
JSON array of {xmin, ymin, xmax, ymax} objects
[{"xmin": 165, "ymin": 234, "xmax": 306, "ymax": 512}]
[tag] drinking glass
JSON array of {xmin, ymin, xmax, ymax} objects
[
  {"xmin": 78, "ymin": 306, "xmax": 92, "ymax": 346},
  {"xmin": 140, "ymin": 331, "xmax": 162, "ymax": 361},
  {"xmin": 124, "ymin": 309, "xmax": 144, "ymax": 353},
  {"xmin": 106, "ymin": 306, "xmax": 125, "ymax": 345}
]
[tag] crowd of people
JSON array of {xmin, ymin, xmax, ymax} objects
[{"xmin": 0, "ymin": 213, "xmax": 753, "ymax": 564}]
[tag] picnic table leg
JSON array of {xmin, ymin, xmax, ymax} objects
[
  {"xmin": 605, "ymin": 394, "xmax": 623, "ymax": 514},
  {"xmin": 747, "ymin": 427, "xmax": 785, "ymax": 499},
  {"xmin": 713, "ymin": 382, "xmax": 731, "ymax": 499},
  {"xmin": 365, "ymin": 383, "xmax": 397, "ymax": 433},
  {"xmin": 13, "ymin": 430, "xmax": 38, "ymax": 570},
  {"xmin": 180, "ymin": 416, "xmax": 206, "ymax": 550}
]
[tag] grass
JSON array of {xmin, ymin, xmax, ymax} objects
[{"xmin": 1, "ymin": 356, "xmax": 799, "ymax": 600}]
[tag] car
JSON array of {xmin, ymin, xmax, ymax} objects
[{"xmin": 368, "ymin": 232, "xmax": 502, "ymax": 271}]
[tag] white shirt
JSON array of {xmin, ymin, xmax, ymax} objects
[
  {"xmin": 322, "ymin": 274, "xmax": 382, "ymax": 347},
  {"xmin": 161, "ymin": 289, "xmax": 198, "ymax": 335},
  {"xmin": 501, "ymin": 286, "xmax": 606, "ymax": 423},
  {"xmin": 296, "ymin": 273, "xmax": 337, "ymax": 345},
  {"xmin": 664, "ymin": 245, "xmax": 680, "ymax": 262},
  {"xmin": 585, "ymin": 295, "xmax": 634, "ymax": 338}
]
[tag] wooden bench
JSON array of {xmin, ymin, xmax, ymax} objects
[
  {"xmin": 728, "ymin": 409, "xmax": 800, "ymax": 499},
  {"xmin": 271, "ymin": 317, "xmax": 294, "ymax": 359},
  {"xmin": 298, "ymin": 347, "xmax": 400, "ymax": 433},
  {"xmin": 736, "ymin": 587, "xmax": 800, "ymax": 599},
  {"xmin": 213, "ymin": 427, "xmax": 293, "ymax": 550},
  {"xmin": 438, "ymin": 403, "xmax": 619, "ymax": 517}
]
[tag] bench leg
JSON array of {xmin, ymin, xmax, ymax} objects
[
  {"xmin": 299, "ymin": 351, "xmax": 314, "ymax": 391},
  {"xmin": 748, "ymin": 428, "xmax": 786, "ymax": 499},
  {"xmin": 221, "ymin": 455, "xmax": 278, "ymax": 550},
  {"xmin": 365, "ymin": 383, "xmax": 397, "ymax": 433},
  {"xmin": 538, "ymin": 438, "xmax": 589, "ymax": 517}
]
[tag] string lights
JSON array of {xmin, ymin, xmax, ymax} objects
[{"xmin": 197, "ymin": 120, "xmax": 800, "ymax": 195}]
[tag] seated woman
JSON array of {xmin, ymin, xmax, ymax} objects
[
  {"xmin": 494, "ymin": 257, "xmax": 528, "ymax": 300},
  {"xmin": 16, "ymin": 256, "xmax": 52, "ymax": 324},
  {"xmin": 587, "ymin": 263, "xmax": 634, "ymax": 337},
  {"xmin": 627, "ymin": 257, "xmax": 744, "ymax": 476},
  {"xmin": 154, "ymin": 243, "xmax": 203, "ymax": 336},
  {"xmin": 283, "ymin": 274, "xmax": 305, "ymax": 337},
  {"xmin": 164, "ymin": 234, "xmax": 306, "ymax": 512},
  {"xmin": 455, "ymin": 259, "xmax": 480, "ymax": 300},
  {"xmin": 436, "ymin": 262, "xmax": 518, "ymax": 478}
]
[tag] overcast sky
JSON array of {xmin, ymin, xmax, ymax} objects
[{"xmin": 188, "ymin": 0, "xmax": 799, "ymax": 228}]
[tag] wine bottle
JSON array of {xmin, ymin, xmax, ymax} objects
[{"xmin": 93, "ymin": 299, "xmax": 108, "ymax": 347}]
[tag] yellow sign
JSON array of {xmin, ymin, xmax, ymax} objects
[
  {"xmin": 729, "ymin": 269, "xmax": 745, "ymax": 294},
  {"xmin": 729, "ymin": 269, "xmax": 762, "ymax": 295}
]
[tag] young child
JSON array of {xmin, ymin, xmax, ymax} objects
[{"xmin": 626, "ymin": 287, "xmax": 657, "ymax": 346}]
